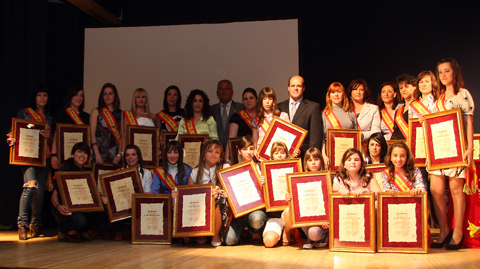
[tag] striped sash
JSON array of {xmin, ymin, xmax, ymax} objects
[
  {"xmin": 394, "ymin": 106, "xmax": 408, "ymax": 138},
  {"xmin": 100, "ymin": 107, "xmax": 121, "ymax": 144},
  {"xmin": 156, "ymin": 110, "xmax": 179, "ymax": 132},
  {"xmin": 381, "ymin": 108, "xmax": 394, "ymax": 134},
  {"xmin": 154, "ymin": 167, "xmax": 177, "ymax": 191},
  {"xmin": 123, "ymin": 110, "xmax": 138, "ymax": 125},
  {"xmin": 410, "ymin": 100, "xmax": 431, "ymax": 115},
  {"xmin": 185, "ymin": 118, "xmax": 198, "ymax": 134},
  {"xmin": 323, "ymin": 110, "xmax": 342, "ymax": 129},
  {"xmin": 383, "ymin": 170, "xmax": 413, "ymax": 192},
  {"xmin": 238, "ymin": 110, "xmax": 253, "ymax": 130},
  {"xmin": 65, "ymin": 107, "xmax": 85, "ymax": 124},
  {"xmin": 25, "ymin": 108, "xmax": 46, "ymax": 123}
]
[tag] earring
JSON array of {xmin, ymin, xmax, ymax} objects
[{"xmin": 218, "ymin": 158, "xmax": 222, "ymax": 164}]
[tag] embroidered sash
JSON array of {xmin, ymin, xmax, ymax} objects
[
  {"xmin": 100, "ymin": 107, "xmax": 121, "ymax": 144},
  {"xmin": 381, "ymin": 108, "xmax": 394, "ymax": 134},
  {"xmin": 383, "ymin": 170, "xmax": 413, "ymax": 192},
  {"xmin": 154, "ymin": 167, "xmax": 177, "ymax": 191},
  {"xmin": 436, "ymin": 93, "xmax": 447, "ymax": 112},
  {"xmin": 323, "ymin": 110, "xmax": 342, "ymax": 129},
  {"xmin": 185, "ymin": 118, "xmax": 198, "ymax": 134},
  {"xmin": 238, "ymin": 110, "xmax": 253, "ymax": 130},
  {"xmin": 157, "ymin": 110, "xmax": 179, "ymax": 132},
  {"xmin": 255, "ymin": 117, "xmax": 271, "ymax": 134},
  {"xmin": 25, "ymin": 108, "xmax": 46, "ymax": 123},
  {"xmin": 410, "ymin": 100, "xmax": 431, "ymax": 115},
  {"xmin": 394, "ymin": 106, "xmax": 408, "ymax": 138},
  {"xmin": 65, "ymin": 108, "xmax": 85, "ymax": 124}
]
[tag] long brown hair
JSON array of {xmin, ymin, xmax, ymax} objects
[
  {"xmin": 324, "ymin": 82, "xmax": 351, "ymax": 114},
  {"xmin": 237, "ymin": 136, "xmax": 258, "ymax": 163},
  {"xmin": 162, "ymin": 140, "xmax": 187, "ymax": 185},
  {"xmin": 377, "ymin": 82, "xmax": 401, "ymax": 110},
  {"xmin": 256, "ymin": 87, "xmax": 281, "ymax": 125},
  {"xmin": 436, "ymin": 58, "xmax": 464, "ymax": 95},
  {"xmin": 335, "ymin": 148, "xmax": 372, "ymax": 191},
  {"xmin": 131, "ymin": 88, "xmax": 155, "ymax": 121},
  {"xmin": 303, "ymin": 147, "xmax": 325, "ymax": 171},
  {"xmin": 385, "ymin": 141, "xmax": 415, "ymax": 184},
  {"xmin": 416, "ymin": 70, "xmax": 440, "ymax": 101}
]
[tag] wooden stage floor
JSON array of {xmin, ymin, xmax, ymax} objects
[{"xmin": 1, "ymin": 229, "xmax": 479, "ymax": 269}]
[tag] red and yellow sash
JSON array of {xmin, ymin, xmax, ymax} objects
[
  {"xmin": 381, "ymin": 108, "xmax": 394, "ymax": 134},
  {"xmin": 436, "ymin": 93, "xmax": 447, "ymax": 112},
  {"xmin": 154, "ymin": 167, "xmax": 177, "ymax": 191},
  {"xmin": 323, "ymin": 110, "xmax": 342, "ymax": 129},
  {"xmin": 123, "ymin": 110, "xmax": 138, "ymax": 125},
  {"xmin": 255, "ymin": 117, "xmax": 271, "ymax": 134},
  {"xmin": 65, "ymin": 107, "xmax": 85, "ymax": 124},
  {"xmin": 185, "ymin": 118, "xmax": 198, "ymax": 134},
  {"xmin": 394, "ymin": 106, "xmax": 408, "ymax": 138},
  {"xmin": 410, "ymin": 100, "xmax": 431, "ymax": 115},
  {"xmin": 100, "ymin": 107, "xmax": 121, "ymax": 145},
  {"xmin": 156, "ymin": 110, "xmax": 179, "ymax": 132},
  {"xmin": 238, "ymin": 110, "xmax": 253, "ymax": 130},
  {"xmin": 383, "ymin": 170, "xmax": 413, "ymax": 192},
  {"xmin": 25, "ymin": 108, "xmax": 46, "ymax": 123}
]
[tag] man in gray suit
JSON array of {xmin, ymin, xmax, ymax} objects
[
  {"xmin": 278, "ymin": 75, "xmax": 323, "ymax": 158},
  {"xmin": 210, "ymin": 79, "xmax": 244, "ymax": 149}
]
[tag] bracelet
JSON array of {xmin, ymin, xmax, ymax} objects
[
  {"xmin": 50, "ymin": 153, "xmax": 57, "ymax": 157},
  {"xmin": 467, "ymin": 147, "xmax": 474, "ymax": 151},
  {"xmin": 91, "ymin": 142, "xmax": 98, "ymax": 147},
  {"xmin": 55, "ymin": 203, "xmax": 60, "ymax": 208},
  {"xmin": 117, "ymin": 152, "xmax": 124, "ymax": 157}
]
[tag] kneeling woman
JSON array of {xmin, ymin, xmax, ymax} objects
[{"xmin": 51, "ymin": 142, "xmax": 105, "ymax": 242}]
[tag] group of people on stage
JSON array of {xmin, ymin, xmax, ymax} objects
[{"xmin": 7, "ymin": 58, "xmax": 474, "ymax": 251}]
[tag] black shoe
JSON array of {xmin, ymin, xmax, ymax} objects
[
  {"xmin": 445, "ymin": 235, "xmax": 464, "ymax": 250},
  {"xmin": 18, "ymin": 226, "xmax": 28, "ymax": 240},
  {"xmin": 430, "ymin": 230, "xmax": 452, "ymax": 248},
  {"xmin": 58, "ymin": 229, "xmax": 69, "ymax": 242},
  {"xmin": 29, "ymin": 224, "xmax": 43, "ymax": 238}
]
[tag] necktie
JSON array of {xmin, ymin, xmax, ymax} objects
[
  {"xmin": 291, "ymin": 101, "xmax": 297, "ymax": 121},
  {"xmin": 222, "ymin": 104, "xmax": 228, "ymax": 128}
]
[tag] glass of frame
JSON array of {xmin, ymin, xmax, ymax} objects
[
  {"xmin": 228, "ymin": 137, "xmax": 242, "ymax": 165},
  {"xmin": 261, "ymin": 158, "xmax": 303, "ymax": 212},
  {"xmin": 99, "ymin": 166, "xmax": 144, "ymax": 222},
  {"xmin": 377, "ymin": 192, "xmax": 428, "ymax": 254},
  {"xmin": 472, "ymin": 134, "xmax": 480, "ymax": 162},
  {"xmin": 132, "ymin": 193, "xmax": 172, "ymax": 244},
  {"xmin": 125, "ymin": 125, "xmax": 159, "ymax": 169},
  {"xmin": 407, "ymin": 118, "xmax": 426, "ymax": 167},
  {"xmin": 287, "ymin": 171, "xmax": 332, "ymax": 228},
  {"xmin": 257, "ymin": 117, "xmax": 308, "ymax": 161},
  {"xmin": 326, "ymin": 129, "xmax": 361, "ymax": 170},
  {"xmin": 178, "ymin": 134, "xmax": 209, "ymax": 169},
  {"xmin": 55, "ymin": 123, "xmax": 91, "ymax": 167},
  {"xmin": 9, "ymin": 118, "xmax": 48, "ymax": 167},
  {"xmin": 329, "ymin": 193, "xmax": 376, "ymax": 253},
  {"xmin": 217, "ymin": 161, "xmax": 265, "ymax": 218},
  {"xmin": 423, "ymin": 108, "xmax": 466, "ymax": 170},
  {"xmin": 55, "ymin": 171, "xmax": 104, "ymax": 213},
  {"xmin": 173, "ymin": 184, "xmax": 215, "ymax": 238},
  {"xmin": 366, "ymin": 164, "xmax": 387, "ymax": 192}
]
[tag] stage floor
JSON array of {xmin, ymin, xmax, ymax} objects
[{"xmin": 0, "ymin": 229, "xmax": 479, "ymax": 268}]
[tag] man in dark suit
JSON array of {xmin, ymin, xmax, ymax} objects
[
  {"xmin": 278, "ymin": 75, "xmax": 323, "ymax": 158},
  {"xmin": 210, "ymin": 79, "xmax": 244, "ymax": 149}
]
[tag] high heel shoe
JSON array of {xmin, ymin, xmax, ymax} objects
[
  {"xmin": 430, "ymin": 230, "xmax": 453, "ymax": 248},
  {"xmin": 446, "ymin": 235, "xmax": 464, "ymax": 250}
]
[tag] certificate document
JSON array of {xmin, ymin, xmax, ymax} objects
[
  {"xmin": 182, "ymin": 193, "xmax": 206, "ymax": 227},
  {"xmin": 372, "ymin": 172, "xmax": 383, "ymax": 191},
  {"xmin": 110, "ymin": 177, "xmax": 136, "ymax": 212},
  {"xmin": 18, "ymin": 128, "xmax": 40, "ymax": 158},
  {"xmin": 297, "ymin": 181, "xmax": 325, "ymax": 217},
  {"xmin": 474, "ymin": 139, "xmax": 480, "ymax": 160},
  {"xmin": 229, "ymin": 170, "xmax": 261, "ymax": 206},
  {"xmin": 184, "ymin": 142, "xmax": 201, "ymax": 168},
  {"xmin": 271, "ymin": 167, "xmax": 293, "ymax": 201},
  {"xmin": 387, "ymin": 203, "xmax": 417, "ymax": 242},
  {"xmin": 134, "ymin": 133, "xmax": 153, "ymax": 161},
  {"xmin": 265, "ymin": 128, "xmax": 296, "ymax": 156},
  {"xmin": 430, "ymin": 120, "xmax": 457, "ymax": 159},
  {"xmin": 339, "ymin": 204, "xmax": 365, "ymax": 242},
  {"xmin": 141, "ymin": 203, "xmax": 164, "ymax": 235},
  {"xmin": 414, "ymin": 126, "xmax": 426, "ymax": 159},
  {"xmin": 63, "ymin": 132, "xmax": 83, "ymax": 160},
  {"xmin": 334, "ymin": 137, "xmax": 353, "ymax": 167},
  {"xmin": 66, "ymin": 178, "xmax": 94, "ymax": 205}
]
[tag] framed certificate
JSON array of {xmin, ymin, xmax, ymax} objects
[
  {"xmin": 407, "ymin": 119, "xmax": 426, "ymax": 167},
  {"xmin": 228, "ymin": 137, "xmax": 242, "ymax": 164},
  {"xmin": 217, "ymin": 161, "xmax": 265, "ymax": 218},
  {"xmin": 257, "ymin": 117, "xmax": 308, "ymax": 161},
  {"xmin": 287, "ymin": 171, "xmax": 332, "ymax": 228},
  {"xmin": 329, "ymin": 193, "xmax": 376, "ymax": 253},
  {"xmin": 99, "ymin": 166, "xmax": 144, "ymax": 222},
  {"xmin": 55, "ymin": 171, "xmax": 104, "ymax": 213},
  {"xmin": 55, "ymin": 123, "xmax": 91, "ymax": 167},
  {"xmin": 178, "ymin": 134, "xmax": 209, "ymax": 169},
  {"xmin": 261, "ymin": 159, "xmax": 303, "ymax": 212},
  {"xmin": 377, "ymin": 192, "xmax": 428, "ymax": 253},
  {"xmin": 423, "ymin": 108, "xmax": 466, "ymax": 170},
  {"xmin": 9, "ymin": 118, "xmax": 48, "ymax": 167},
  {"xmin": 92, "ymin": 163, "xmax": 122, "ymax": 189},
  {"xmin": 132, "ymin": 193, "xmax": 172, "ymax": 244},
  {"xmin": 366, "ymin": 164, "xmax": 386, "ymax": 192},
  {"xmin": 125, "ymin": 125, "xmax": 159, "ymax": 169},
  {"xmin": 173, "ymin": 184, "xmax": 215, "ymax": 237},
  {"xmin": 472, "ymin": 134, "xmax": 480, "ymax": 162},
  {"xmin": 161, "ymin": 131, "xmax": 177, "ymax": 153},
  {"xmin": 326, "ymin": 129, "xmax": 362, "ymax": 170}
]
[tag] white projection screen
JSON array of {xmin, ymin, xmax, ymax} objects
[{"xmin": 83, "ymin": 19, "xmax": 298, "ymax": 113}]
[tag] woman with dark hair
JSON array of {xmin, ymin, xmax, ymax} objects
[
  {"xmin": 225, "ymin": 88, "xmax": 258, "ymax": 164},
  {"xmin": 391, "ymin": 74, "xmax": 417, "ymax": 140},
  {"xmin": 51, "ymin": 84, "xmax": 90, "ymax": 169},
  {"xmin": 346, "ymin": 79, "xmax": 381, "ymax": 141},
  {"xmin": 377, "ymin": 82, "xmax": 402, "ymax": 140},
  {"xmin": 89, "ymin": 83, "xmax": 123, "ymax": 164},
  {"xmin": 7, "ymin": 85, "xmax": 54, "ymax": 240},
  {"xmin": 364, "ymin": 132, "xmax": 388, "ymax": 164},
  {"xmin": 52, "ymin": 142, "xmax": 104, "ymax": 242},
  {"xmin": 123, "ymin": 144, "xmax": 153, "ymax": 193},
  {"xmin": 151, "ymin": 140, "xmax": 192, "ymax": 194},
  {"xmin": 175, "ymin": 89, "xmax": 218, "ymax": 140},
  {"xmin": 157, "ymin": 85, "xmax": 184, "ymax": 133}
]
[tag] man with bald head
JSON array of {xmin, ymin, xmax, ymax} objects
[{"xmin": 278, "ymin": 75, "xmax": 323, "ymax": 157}]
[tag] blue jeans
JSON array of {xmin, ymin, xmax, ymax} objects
[
  {"xmin": 17, "ymin": 159, "xmax": 50, "ymax": 227},
  {"xmin": 225, "ymin": 210, "xmax": 267, "ymax": 246}
]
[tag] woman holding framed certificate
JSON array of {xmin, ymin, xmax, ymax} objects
[
  {"xmin": 377, "ymin": 82, "xmax": 402, "ymax": 140},
  {"xmin": 89, "ymin": 83, "xmax": 123, "ymax": 165},
  {"xmin": 429, "ymin": 58, "xmax": 475, "ymax": 250},
  {"xmin": 7, "ymin": 85, "xmax": 54, "ymax": 240},
  {"xmin": 122, "ymin": 144, "xmax": 153, "ymax": 193}
]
